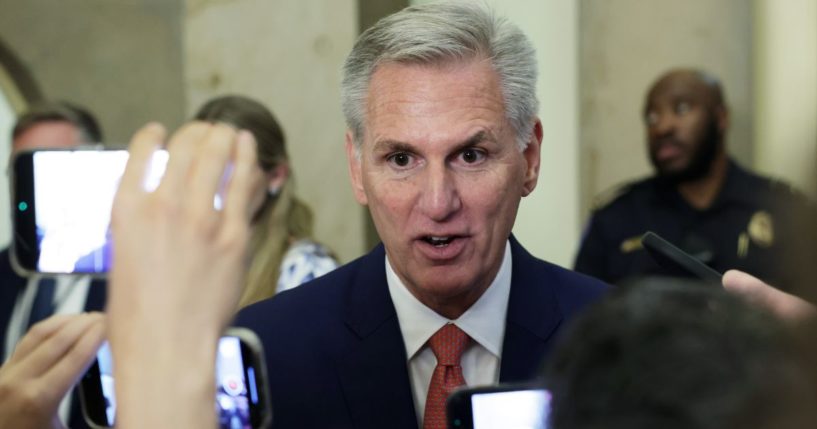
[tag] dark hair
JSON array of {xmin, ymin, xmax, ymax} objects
[
  {"xmin": 542, "ymin": 280, "xmax": 817, "ymax": 429},
  {"xmin": 12, "ymin": 101, "xmax": 103, "ymax": 143}
]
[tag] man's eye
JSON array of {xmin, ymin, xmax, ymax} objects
[
  {"xmin": 388, "ymin": 152, "xmax": 412, "ymax": 167},
  {"xmin": 645, "ymin": 111, "xmax": 659, "ymax": 126},
  {"xmin": 675, "ymin": 102, "xmax": 690, "ymax": 115},
  {"xmin": 460, "ymin": 148, "xmax": 485, "ymax": 164}
]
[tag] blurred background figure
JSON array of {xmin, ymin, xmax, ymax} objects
[
  {"xmin": 543, "ymin": 280, "xmax": 817, "ymax": 429},
  {"xmin": 194, "ymin": 95, "xmax": 337, "ymax": 307},
  {"xmin": 9, "ymin": 101, "xmax": 102, "ymax": 153},
  {"xmin": 0, "ymin": 101, "xmax": 107, "ymax": 429},
  {"xmin": 574, "ymin": 68, "xmax": 817, "ymax": 300}
]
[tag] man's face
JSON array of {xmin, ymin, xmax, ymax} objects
[
  {"xmin": 12, "ymin": 121, "xmax": 83, "ymax": 154},
  {"xmin": 644, "ymin": 73, "xmax": 724, "ymax": 182},
  {"xmin": 345, "ymin": 59, "xmax": 541, "ymax": 317}
]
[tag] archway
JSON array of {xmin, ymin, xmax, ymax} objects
[{"xmin": 0, "ymin": 37, "xmax": 41, "ymax": 246}]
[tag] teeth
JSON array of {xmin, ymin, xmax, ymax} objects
[{"xmin": 425, "ymin": 236, "xmax": 453, "ymax": 246}]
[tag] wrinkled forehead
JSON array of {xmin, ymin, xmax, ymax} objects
[
  {"xmin": 645, "ymin": 72, "xmax": 720, "ymax": 110},
  {"xmin": 365, "ymin": 59, "xmax": 506, "ymax": 125}
]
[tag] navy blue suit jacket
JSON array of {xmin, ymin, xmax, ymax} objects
[
  {"xmin": 0, "ymin": 248, "xmax": 107, "ymax": 429},
  {"xmin": 235, "ymin": 237, "xmax": 608, "ymax": 429}
]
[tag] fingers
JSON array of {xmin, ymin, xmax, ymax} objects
[
  {"xmin": 722, "ymin": 269, "xmax": 764, "ymax": 295},
  {"xmin": 40, "ymin": 315, "xmax": 106, "ymax": 399},
  {"xmin": 723, "ymin": 269, "xmax": 817, "ymax": 322},
  {"xmin": 186, "ymin": 124, "xmax": 238, "ymax": 216},
  {"xmin": 9, "ymin": 314, "xmax": 76, "ymax": 361},
  {"xmin": 154, "ymin": 122, "xmax": 211, "ymax": 205},
  {"xmin": 150, "ymin": 123, "xmax": 241, "ymax": 234},
  {"xmin": 223, "ymin": 131, "xmax": 263, "ymax": 226},
  {"xmin": 12, "ymin": 313, "xmax": 104, "ymax": 381},
  {"xmin": 723, "ymin": 269, "xmax": 784, "ymax": 310},
  {"xmin": 119, "ymin": 123, "xmax": 167, "ymax": 198}
]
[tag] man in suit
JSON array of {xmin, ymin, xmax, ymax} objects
[
  {"xmin": 236, "ymin": 3, "xmax": 608, "ymax": 428},
  {"xmin": 0, "ymin": 101, "xmax": 107, "ymax": 429}
]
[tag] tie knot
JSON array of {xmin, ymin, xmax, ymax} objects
[{"xmin": 428, "ymin": 323, "xmax": 470, "ymax": 367}]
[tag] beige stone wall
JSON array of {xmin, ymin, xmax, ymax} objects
[
  {"xmin": 0, "ymin": 0, "xmax": 187, "ymax": 144},
  {"xmin": 579, "ymin": 0, "xmax": 754, "ymax": 217},
  {"xmin": 184, "ymin": 0, "xmax": 363, "ymax": 262},
  {"xmin": 753, "ymin": 0, "xmax": 817, "ymax": 199}
]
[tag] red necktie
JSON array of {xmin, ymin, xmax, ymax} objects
[{"xmin": 423, "ymin": 323, "xmax": 471, "ymax": 429}]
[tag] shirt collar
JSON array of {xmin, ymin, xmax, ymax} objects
[
  {"xmin": 711, "ymin": 159, "xmax": 757, "ymax": 206},
  {"xmin": 386, "ymin": 241, "xmax": 512, "ymax": 361},
  {"xmin": 648, "ymin": 158, "xmax": 753, "ymax": 210}
]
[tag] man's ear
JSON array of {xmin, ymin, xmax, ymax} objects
[
  {"xmin": 345, "ymin": 130, "xmax": 368, "ymax": 205},
  {"xmin": 521, "ymin": 118, "xmax": 542, "ymax": 197},
  {"xmin": 716, "ymin": 105, "xmax": 730, "ymax": 135}
]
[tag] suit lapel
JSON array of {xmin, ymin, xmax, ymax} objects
[
  {"xmin": 336, "ymin": 245, "xmax": 418, "ymax": 429},
  {"xmin": 0, "ymin": 250, "xmax": 27, "ymax": 352},
  {"xmin": 84, "ymin": 279, "xmax": 107, "ymax": 312},
  {"xmin": 499, "ymin": 237, "xmax": 564, "ymax": 383}
]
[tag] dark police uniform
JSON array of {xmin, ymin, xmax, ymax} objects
[{"xmin": 574, "ymin": 159, "xmax": 817, "ymax": 299}]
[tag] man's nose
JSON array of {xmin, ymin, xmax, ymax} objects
[
  {"xmin": 418, "ymin": 163, "xmax": 461, "ymax": 222},
  {"xmin": 650, "ymin": 113, "xmax": 677, "ymax": 137}
]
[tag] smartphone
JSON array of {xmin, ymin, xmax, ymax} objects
[
  {"xmin": 11, "ymin": 149, "xmax": 167, "ymax": 275},
  {"xmin": 447, "ymin": 384, "xmax": 551, "ymax": 429},
  {"xmin": 11, "ymin": 148, "xmax": 229, "ymax": 275},
  {"xmin": 79, "ymin": 327, "xmax": 271, "ymax": 429},
  {"xmin": 641, "ymin": 231, "xmax": 723, "ymax": 285}
]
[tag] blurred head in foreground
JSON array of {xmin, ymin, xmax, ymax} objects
[{"xmin": 543, "ymin": 280, "xmax": 817, "ymax": 429}]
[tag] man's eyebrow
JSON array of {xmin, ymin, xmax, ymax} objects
[
  {"xmin": 372, "ymin": 139, "xmax": 414, "ymax": 153},
  {"xmin": 372, "ymin": 130, "xmax": 496, "ymax": 153},
  {"xmin": 449, "ymin": 130, "xmax": 496, "ymax": 153}
]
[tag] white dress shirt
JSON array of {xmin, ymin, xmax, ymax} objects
[{"xmin": 386, "ymin": 241, "xmax": 512, "ymax": 426}]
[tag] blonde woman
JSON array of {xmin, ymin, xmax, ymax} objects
[{"xmin": 194, "ymin": 95, "xmax": 338, "ymax": 307}]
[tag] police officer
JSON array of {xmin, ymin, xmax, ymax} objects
[{"xmin": 574, "ymin": 68, "xmax": 817, "ymax": 299}]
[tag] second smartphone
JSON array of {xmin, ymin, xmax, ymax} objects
[
  {"xmin": 79, "ymin": 327, "xmax": 272, "ymax": 429},
  {"xmin": 447, "ymin": 384, "xmax": 551, "ymax": 429}
]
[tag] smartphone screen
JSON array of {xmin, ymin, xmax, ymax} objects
[
  {"xmin": 12, "ymin": 149, "xmax": 168, "ymax": 275},
  {"xmin": 81, "ymin": 330, "xmax": 270, "ymax": 429},
  {"xmin": 471, "ymin": 389, "xmax": 550, "ymax": 429},
  {"xmin": 448, "ymin": 386, "xmax": 551, "ymax": 429}
]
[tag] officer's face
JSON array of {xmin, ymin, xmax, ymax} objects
[
  {"xmin": 644, "ymin": 72, "xmax": 724, "ymax": 182},
  {"xmin": 345, "ymin": 59, "xmax": 541, "ymax": 318}
]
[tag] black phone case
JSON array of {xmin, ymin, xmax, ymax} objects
[{"xmin": 641, "ymin": 231, "xmax": 723, "ymax": 285}]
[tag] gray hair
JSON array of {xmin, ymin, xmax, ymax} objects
[{"xmin": 341, "ymin": 1, "xmax": 539, "ymax": 151}]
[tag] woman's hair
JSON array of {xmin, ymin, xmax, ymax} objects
[{"xmin": 194, "ymin": 95, "xmax": 315, "ymax": 307}]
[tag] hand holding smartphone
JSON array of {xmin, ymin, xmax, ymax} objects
[{"xmin": 80, "ymin": 327, "xmax": 271, "ymax": 429}]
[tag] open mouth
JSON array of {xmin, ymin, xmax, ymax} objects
[{"xmin": 422, "ymin": 236, "xmax": 456, "ymax": 247}]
